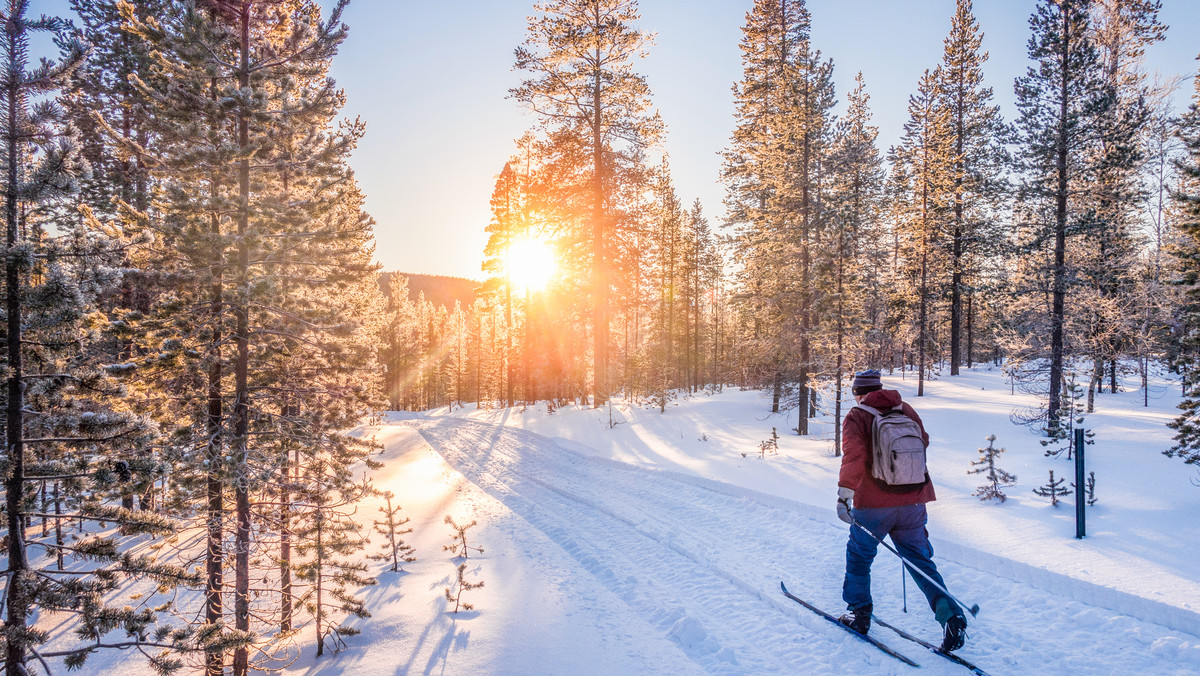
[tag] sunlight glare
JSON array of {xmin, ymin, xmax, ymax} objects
[{"xmin": 506, "ymin": 238, "xmax": 556, "ymax": 292}]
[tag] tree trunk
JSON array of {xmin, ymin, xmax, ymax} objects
[
  {"xmin": 314, "ymin": 512, "xmax": 326, "ymax": 657},
  {"xmin": 590, "ymin": 40, "xmax": 607, "ymax": 408},
  {"xmin": 233, "ymin": 5, "xmax": 253, "ymax": 673},
  {"xmin": 966, "ymin": 290, "xmax": 975, "ymax": 368},
  {"xmin": 54, "ymin": 483, "xmax": 64, "ymax": 570},
  {"xmin": 204, "ymin": 74, "xmax": 226, "ymax": 676},
  {"xmin": 280, "ymin": 437, "xmax": 292, "ymax": 632},
  {"xmin": 950, "ymin": 60, "xmax": 966, "ymax": 376},
  {"xmin": 5, "ymin": 28, "xmax": 30, "ymax": 669},
  {"xmin": 1047, "ymin": 5, "xmax": 1071, "ymax": 428},
  {"xmin": 506, "ymin": 279, "xmax": 513, "ymax": 407}
]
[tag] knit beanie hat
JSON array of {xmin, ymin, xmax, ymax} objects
[{"xmin": 852, "ymin": 369, "xmax": 882, "ymax": 396}]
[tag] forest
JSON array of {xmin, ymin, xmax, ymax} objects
[{"xmin": 1, "ymin": 0, "xmax": 1199, "ymax": 674}]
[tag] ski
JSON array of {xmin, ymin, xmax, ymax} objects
[
  {"xmin": 779, "ymin": 582, "xmax": 920, "ymax": 668},
  {"xmin": 871, "ymin": 614, "xmax": 990, "ymax": 676}
]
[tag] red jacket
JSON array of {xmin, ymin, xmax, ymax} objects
[{"xmin": 839, "ymin": 389, "xmax": 936, "ymax": 509}]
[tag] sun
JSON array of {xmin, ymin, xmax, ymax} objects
[{"xmin": 505, "ymin": 237, "xmax": 556, "ymax": 292}]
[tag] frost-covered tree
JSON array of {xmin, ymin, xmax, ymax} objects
[
  {"xmin": 1166, "ymin": 62, "xmax": 1200, "ymax": 469},
  {"xmin": 1040, "ymin": 371, "xmax": 1096, "ymax": 457},
  {"xmin": 443, "ymin": 515, "xmax": 485, "ymax": 560},
  {"xmin": 370, "ymin": 491, "xmax": 416, "ymax": 573},
  {"xmin": 121, "ymin": 1, "xmax": 380, "ymax": 672},
  {"xmin": 481, "ymin": 162, "xmax": 522, "ymax": 407},
  {"xmin": 292, "ymin": 458, "xmax": 376, "ymax": 658},
  {"xmin": 937, "ymin": 0, "xmax": 1008, "ymax": 374},
  {"xmin": 0, "ymin": 3, "xmax": 198, "ymax": 673},
  {"xmin": 1013, "ymin": 0, "xmax": 1110, "ymax": 428},
  {"xmin": 969, "ymin": 435, "xmax": 1017, "ymax": 502},
  {"xmin": 1032, "ymin": 469, "xmax": 1072, "ymax": 506},
  {"xmin": 890, "ymin": 67, "xmax": 953, "ymax": 396},
  {"xmin": 444, "ymin": 562, "xmax": 483, "ymax": 614},
  {"xmin": 511, "ymin": 0, "xmax": 662, "ymax": 407},
  {"xmin": 1077, "ymin": 0, "xmax": 1163, "ymax": 403},
  {"xmin": 822, "ymin": 72, "xmax": 882, "ymax": 454},
  {"xmin": 723, "ymin": 0, "xmax": 836, "ymax": 428}
]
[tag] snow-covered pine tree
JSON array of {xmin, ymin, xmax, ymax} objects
[
  {"xmin": 484, "ymin": 162, "xmax": 520, "ymax": 407},
  {"xmin": 1040, "ymin": 371, "xmax": 1095, "ymax": 457},
  {"xmin": 380, "ymin": 273, "xmax": 417, "ymax": 409},
  {"xmin": 370, "ymin": 490, "xmax": 415, "ymax": 573},
  {"xmin": 1032, "ymin": 469, "xmax": 1072, "ymax": 506},
  {"xmin": 890, "ymin": 67, "xmax": 953, "ymax": 397},
  {"xmin": 121, "ymin": 0, "xmax": 380, "ymax": 671},
  {"xmin": 1166, "ymin": 60, "xmax": 1200, "ymax": 469},
  {"xmin": 969, "ymin": 435, "xmax": 1017, "ymax": 502},
  {"xmin": 65, "ymin": 0, "xmax": 160, "ymax": 221},
  {"xmin": 0, "ymin": 4, "xmax": 198, "ymax": 673},
  {"xmin": 936, "ymin": 0, "xmax": 1008, "ymax": 376},
  {"xmin": 291, "ymin": 455, "xmax": 376, "ymax": 658},
  {"xmin": 682, "ymin": 200, "xmax": 720, "ymax": 393},
  {"xmin": 444, "ymin": 562, "xmax": 483, "ymax": 614},
  {"xmin": 1013, "ymin": 0, "xmax": 1110, "ymax": 430},
  {"xmin": 443, "ymin": 515, "xmax": 484, "ymax": 560},
  {"xmin": 822, "ymin": 72, "xmax": 882, "ymax": 455},
  {"xmin": 723, "ymin": 0, "xmax": 835, "ymax": 429},
  {"xmin": 511, "ymin": 0, "xmax": 662, "ymax": 408},
  {"xmin": 113, "ymin": 8, "xmax": 247, "ymax": 668},
  {"xmin": 647, "ymin": 159, "xmax": 686, "ymax": 413},
  {"xmin": 1073, "ymin": 0, "xmax": 1165, "ymax": 409}
]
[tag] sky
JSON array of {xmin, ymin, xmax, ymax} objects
[{"xmin": 36, "ymin": 0, "xmax": 1200, "ymax": 281}]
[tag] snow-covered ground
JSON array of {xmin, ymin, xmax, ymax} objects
[{"xmin": 84, "ymin": 365, "xmax": 1200, "ymax": 674}]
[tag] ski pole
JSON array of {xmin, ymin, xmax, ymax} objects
[{"xmin": 850, "ymin": 518, "xmax": 980, "ymax": 617}]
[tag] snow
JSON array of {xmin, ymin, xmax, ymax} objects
[{"xmin": 78, "ymin": 365, "xmax": 1200, "ymax": 674}]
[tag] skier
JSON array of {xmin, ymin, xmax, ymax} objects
[{"xmin": 835, "ymin": 369, "xmax": 969, "ymax": 652}]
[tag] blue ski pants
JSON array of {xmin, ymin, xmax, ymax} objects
[{"xmin": 842, "ymin": 503, "xmax": 957, "ymax": 624}]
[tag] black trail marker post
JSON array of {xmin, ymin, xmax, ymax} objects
[{"xmin": 1075, "ymin": 428, "xmax": 1086, "ymax": 539}]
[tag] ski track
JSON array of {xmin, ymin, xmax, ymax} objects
[{"xmin": 404, "ymin": 417, "xmax": 1200, "ymax": 676}]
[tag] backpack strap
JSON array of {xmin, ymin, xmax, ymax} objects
[{"xmin": 853, "ymin": 403, "xmax": 884, "ymax": 418}]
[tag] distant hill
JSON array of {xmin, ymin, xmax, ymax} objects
[{"xmin": 380, "ymin": 271, "xmax": 479, "ymax": 310}]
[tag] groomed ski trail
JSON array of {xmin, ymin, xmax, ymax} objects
[{"xmin": 403, "ymin": 416, "xmax": 1200, "ymax": 675}]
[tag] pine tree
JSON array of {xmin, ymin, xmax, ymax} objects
[
  {"xmin": 511, "ymin": 0, "xmax": 662, "ymax": 408},
  {"xmin": 444, "ymin": 562, "xmax": 484, "ymax": 614},
  {"xmin": 1, "ymin": 4, "xmax": 198, "ymax": 673},
  {"xmin": 937, "ymin": 0, "xmax": 1008, "ymax": 375},
  {"xmin": 969, "ymin": 435, "xmax": 1017, "ymax": 502},
  {"xmin": 1166, "ymin": 62, "xmax": 1200, "ymax": 467},
  {"xmin": 481, "ymin": 162, "xmax": 523, "ymax": 407},
  {"xmin": 647, "ymin": 159, "xmax": 686, "ymax": 412},
  {"xmin": 1079, "ymin": 0, "xmax": 1163, "ymax": 405},
  {"xmin": 890, "ymin": 67, "xmax": 953, "ymax": 397},
  {"xmin": 1032, "ymin": 469, "xmax": 1072, "ymax": 506},
  {"xmin": 122, "ymin": 1, "xmax": 380, "ymax": 672},
  {"xmin": 66, "ymin": 0, "xmax": 160, "ymax": 221},
  {"xmin": 1040, "ymin": 371, "xmax": 1095, "ymax": 457},
  {"xmin": 1084, "ymin": 470, "xmax": 1097, "ymax": 505},
  {"xmin": 723, "ymin": 0, "xmax": 835, "ymax": 430},
  {"xmin": 822, "ymin": 72, "xmax": 882, "ymax": 455},
  {"xmin": 380, "ymin": 274, "xmax": 420, "ymax": 410},
  {"xmin": 292, "ymin": 459, "xmax": 376, "ymax": 658},
  {"xmin": 1013, "ymin": 0, "xmax": 1110, "ymax": 429},
  {"xmin": 443, "ymin": 515, "xmax": 484, "ymax": 560},
  {"xmin": 369, "ymin": 491, "xmax": 416, "ymax": 573}
]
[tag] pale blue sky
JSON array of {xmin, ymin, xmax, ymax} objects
[{"xmin": 37, "ymin": 1, "xmax": 1200, "ymax": 279}]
